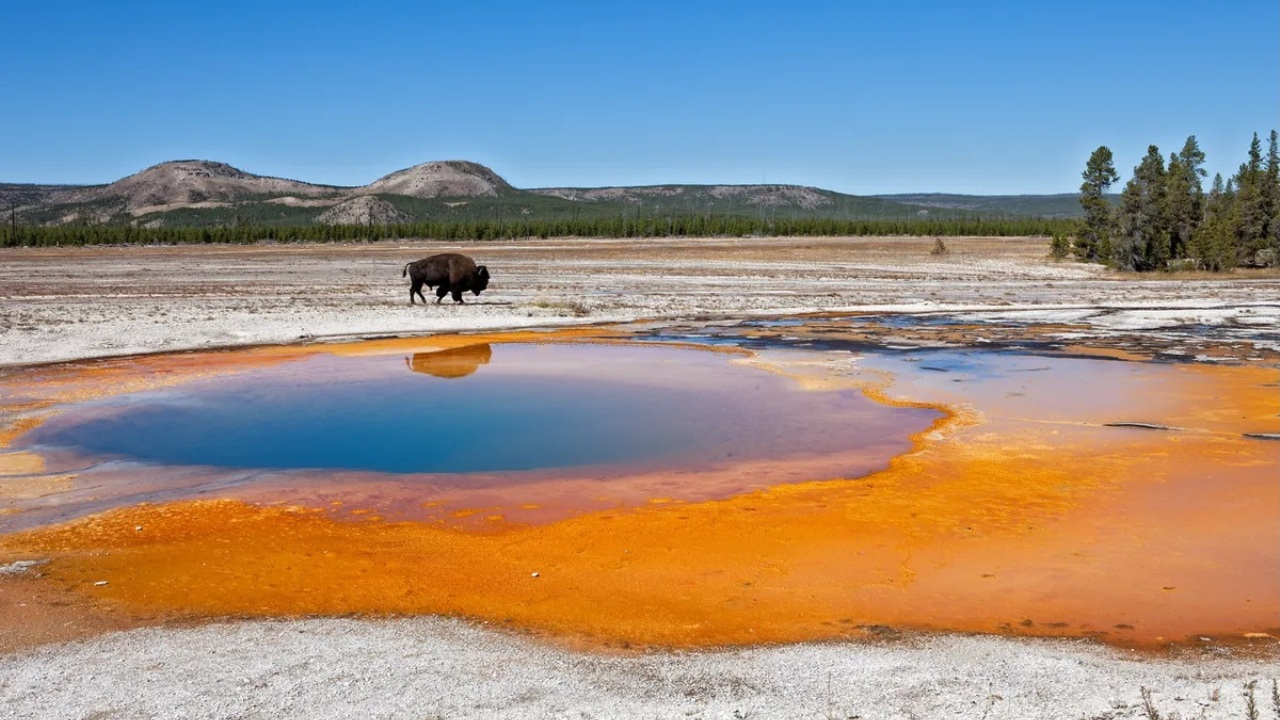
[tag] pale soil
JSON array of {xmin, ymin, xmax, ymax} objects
[
  {"xmin": 265, "ymin": 196, "xmax": 342, "ymax": 207},
  {"xmin": 1, "ymin": 236, "xmax": 1278, "ymax": 718},
  {"xmin": 1, "ymin": 236, "xmax": 1276, "ymax": 368},
  {"xmin": 127, "ymin": 200, "xmax": 232, "ymax": 217},
  {"xmin": 2, "ymin": 618, "xmax": 1276, "ymax": 720}
]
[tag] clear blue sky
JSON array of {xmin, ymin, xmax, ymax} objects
[{"xmin": 2, "ymin": 0, "xmax": 1276, "ymax": 194}]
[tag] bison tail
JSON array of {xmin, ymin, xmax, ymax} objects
[{"xmin": 402, "ymin": 262, "xmax": 410, "ymax": 278}]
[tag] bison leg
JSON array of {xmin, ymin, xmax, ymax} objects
[
  {"xmin": 451, "ymin": 288, "xmax": 465, "ymax": 304},
  {"xmin": 410, "ymin": 280, "xmax": 427, "ymax": 305},
  {"xmin": 435, "ymin": 285, "xmax": 449, "ymax": 304}
]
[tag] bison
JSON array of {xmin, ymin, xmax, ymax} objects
[{"xmin": 402, "ymin": 253, "xmax": 491, "ymax": 305}]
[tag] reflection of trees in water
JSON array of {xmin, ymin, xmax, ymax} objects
[{"xmin": 404, "ymin": 344, "xmax": 493, "ymax": 379}]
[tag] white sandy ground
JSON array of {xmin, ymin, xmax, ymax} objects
[
  {"xmin": 1, "ymin": 237, "xmax": 1277, "ymax": 367},
  {"xmin": 1, "ymin": 237, "xmax": 1278, "ymax": 718},
  {"xmin": 1, "ymin": 618, "xmax": 1276, "ymax": 720}
]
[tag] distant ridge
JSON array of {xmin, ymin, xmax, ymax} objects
[
  {"xmin": 3, "ymin": 159, "xmax": 1084, "ymax": 227},
  {"xmin": 871, "ymin": 193, "xmax": 1106, "ymax": 219},
  {"xmin": 531, "ymin": 184, "xmax": 836, "ymax": 210}
]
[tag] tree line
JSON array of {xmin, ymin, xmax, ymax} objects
[
  {"xmin": 1063, "ymin": 131, "xmax": 1280, "ymax": 271},
  {"xmin": 1, "ymin": 214, "xmax": 1072, "ymax": 248}
]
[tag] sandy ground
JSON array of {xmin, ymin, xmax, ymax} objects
[
  {"xmin": 3, "ymin": 618, "xmax": 1277, "ymax": 720},
  {"xmin": 2, "ymin": 236, "xmax": 1277, "ymax": 367},
  {"xmin": 1, "ymin": 236, "xmax": 1278, "ymax": 718}
]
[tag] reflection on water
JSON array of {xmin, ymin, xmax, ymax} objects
[{"xmin": 405, "ymin": 344, "xmax": 492, "ymax": 379}]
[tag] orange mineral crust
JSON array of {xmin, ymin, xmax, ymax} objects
[{"xmin": 2, "ymin": 358, "xmax": 1276, "ymax": 650}]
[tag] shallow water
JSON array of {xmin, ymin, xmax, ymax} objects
[
  {"xmin": 6, "ymin": 341, "xmax": 940, "ymax": 526},
  {"xmin": 22, "ymin": 343, "xmax": 936, "ymax": 475}
]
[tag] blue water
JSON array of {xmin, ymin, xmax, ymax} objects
[
  {"xmin": 25, "ymin": 344, "xmax": 939, "ymax": 475},
  {"xmin": 42, "ymin": 378, "xmax": 702, "ymax": 473}
]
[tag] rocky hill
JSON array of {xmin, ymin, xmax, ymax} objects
[
  {"xmin": 315, "ymin": 196, "xmax": 414, "ymax": 226},
  {"xmin": 364, "ymin": 161, "xmax": 512, "ymax": 199},
  {"xmin": 55, "ymin": 160, "xmax": 348, "ymax": 214}
]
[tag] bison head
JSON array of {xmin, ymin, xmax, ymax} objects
[{"xmin": 472, "ymin": 266, "xmax": 491, "ymax": 295}]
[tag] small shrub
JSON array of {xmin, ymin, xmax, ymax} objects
[
  {"xmin": 930, "ymin": 237, "xmax": 948, "ymax": 256},
  {"xmin": 531, "ymin": 298, "xmax": 590, "ymax": 317},
  {"xmin": 1050, "ymin": 232, "xmax": 1071, "ymax": 260},
  {"xmin": 1140, "ymin": 687, "xmax": 1162, "ymax": 720}
]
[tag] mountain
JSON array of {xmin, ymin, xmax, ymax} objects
[
  {"xmin": 61, "ymin": 160, "xmax": 347, "ymax": 212},
  {"xmin": 10, "ymin": 160, "xmax": 351, "ymax": 225},
  {"xmin": 7, "ymin": 159, "xmax": 511, "ymax": 226},
  {"xmin": 4, "ymin": 159, "xmax": 1080, "ymax": 228}
]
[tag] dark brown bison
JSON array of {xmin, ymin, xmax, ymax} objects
[{"xmin": 402, "ymin": 253, "xmax": 491, "ymax": 305}]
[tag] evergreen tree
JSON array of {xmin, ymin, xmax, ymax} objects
[
  {"xmin": 1264, "ymin": 129, "xmax": 1280, "ymax": 257},
  {"xmin": 1166, "ymin": 136, "xmax": 1206, "ymax": 261},
  {"xmin": 1049, "ymin": 229, "xmax": 1071, "ymax": 259},
  {"xmin": 1193, "ymin": 174, "xmax": 1237, "ymax": 271},
  {"xmin": 1115, "ymin": 145, "xmax": 1170, "ymax": 270},
  {"xmin": 1232, "ymin": 132, "xmax": 1267, "ymax": 264},
  {"xmin": 1078, "ymin": 146, "xmax": 1119, "ymax": 261}
]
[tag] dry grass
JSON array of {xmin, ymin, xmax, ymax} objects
[
  {"xmin": 530, "ymin": 297, "xmax": 591, "ymax": 316},
  {"xmin": 1136, "ymin": 680, "xmax": 1280, "ymax": 720}
]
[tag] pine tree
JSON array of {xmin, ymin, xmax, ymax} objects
[
  {"xmin": 1263, "ymin": 129, "xmax": 1280, "ymax": 260},
  {"xmin": 1049, "ymin": 229, "xmax": 1071, "ymax": 259},
  {"xmin": 1115, "ymin": 145, "xmax": 1170, "ymax": 270},
  {"xmin": 1193, "ymin": 174, "xmax": 1237, "ymax": 271},
  {"xmin": 1232, "ymin": 133, "xmax": 1267, "ymax": 264},
  {"xmin": 1077, "ymin": 146, "xmax": 1119, "ymax": 261},
  {"xmin": 1166, "ymin": 136, "xmax": 1206, "ymax": 261}
]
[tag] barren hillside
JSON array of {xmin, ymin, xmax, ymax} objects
[
  {"xmin": 363, "ymin": 160, "xmax": 512, "ymax": 198},
  {"xmin": 315, "ymin": 196, "xmax": 413, "ymax": 225},
  {"xmin": 52, "ymin": 160, "xmax": 349, "ymax": 214}
]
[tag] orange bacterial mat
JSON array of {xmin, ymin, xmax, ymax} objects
[{"xmin": 0, "ymin": 328, "xmax": 1276, "ymax": 652}]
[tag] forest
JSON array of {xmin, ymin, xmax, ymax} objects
[
  {"xmin": 0, "ymin": 214, "xmax": 1071, "ymax": 248},
  {"xmin": 1065, "ymin": 130, "xmax": 1280, "ymax": 271}
]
